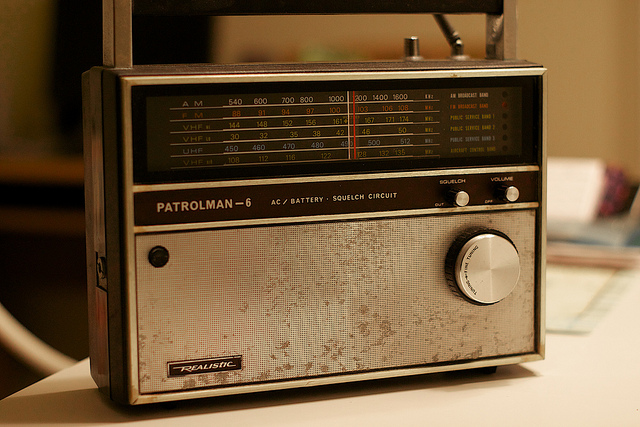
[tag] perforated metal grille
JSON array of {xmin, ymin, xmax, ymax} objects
[{"xmin": 135, "ymin": 210, "xmax": 537, "ymax": 394}]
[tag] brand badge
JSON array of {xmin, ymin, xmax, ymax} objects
[{"xmin": 168, "ymin": 356, "xmax": 242, "ymax": 377}]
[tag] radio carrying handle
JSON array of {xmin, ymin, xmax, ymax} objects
[{"xmin": 103, "ymin": 0, "xmax": 517, "ymax": 68}]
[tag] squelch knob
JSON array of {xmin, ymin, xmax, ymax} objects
[
  {"xmin": 447, "ymin": 189, "xmax": 470, "ymax": 207},
  {"xmin": 445, "ymin": 230, "xmax": 520, "ymax": 305}
]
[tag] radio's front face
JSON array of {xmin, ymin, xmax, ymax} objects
[{"xmin": 117, "ymin": 68, "xmax": 544, "ymax": 403}]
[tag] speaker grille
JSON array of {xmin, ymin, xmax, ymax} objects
[{"xmin": 135, "ymin": 210, "xmax": 536, "ymax": 393}]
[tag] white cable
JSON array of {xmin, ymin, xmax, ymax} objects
[{"xmin": 0, "ymin": 300, "xmax": 76, "ymax": 376}]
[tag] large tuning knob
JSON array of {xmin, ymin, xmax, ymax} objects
[{"xmin": 445, "ymin": 230, "xmax": 520, "ymax": 305}]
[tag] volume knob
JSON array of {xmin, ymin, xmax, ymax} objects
[
  {"xmin": 498, "ymin": 185, "xmax": 520, "ymax": 203},
  {"xmin": 445, "ymin": 230, "xmax": 520, "ymax": 305}
]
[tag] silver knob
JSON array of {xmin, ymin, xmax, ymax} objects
[
  {"xmin": 447, "ymin": 189, "xmax": 470, "ymax": 207},
  {"xmin": 499, "ymin": 185, "xmax": 520, "ymax": 203},
  {"xmin": 446, "ymin": 231, "xmax": 520, "ymax": 304}
]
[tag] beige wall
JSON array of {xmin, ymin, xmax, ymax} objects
[
  {"xmin": 519, "ymin": 1, "xmax": 640, "ymax": 178},
  {"xmin": 213, "ymin": 14, "xmax": 487, "ymax": 62}
]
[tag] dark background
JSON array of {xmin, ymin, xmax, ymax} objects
[{"xmin": 0, "ymin": 0, "xmax": 211, "ymax": 399}]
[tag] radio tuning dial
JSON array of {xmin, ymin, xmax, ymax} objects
[
  {"xmin": 447, "ymin": 189, "xmax": 470, "ymax": 207},
  {"xmin": 445, "ymin": 230, "xmax": 520, "ymax": 305}
]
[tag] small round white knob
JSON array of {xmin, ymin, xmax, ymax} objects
[
  {"xmin": 448, "ymin": 190, "xmax": 470, "ymax": 207},
  {"xmin": 500, "ymin": 185, "xmax": 520, "ymax": 203}
]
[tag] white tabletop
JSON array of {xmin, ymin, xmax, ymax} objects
[{"xmin": 1, "ymin": 271, "xmax": 639, "ymax": 426}]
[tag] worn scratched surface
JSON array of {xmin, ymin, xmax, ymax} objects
[{"xmin": 135, "ymin": 210, "xmax": 536, "ymax": 394}]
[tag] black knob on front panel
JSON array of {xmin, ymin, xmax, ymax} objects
[{"xmin": 148, "ymin": 246, "xmax": 169, "ymax": 268}]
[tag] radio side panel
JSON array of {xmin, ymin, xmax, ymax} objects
[
  {"xmin": 103, "ymin": 69, "xmax": 136, "ymax": 404},
  {"xmin": 536, "ymin": 70, "xmax": 547, "ymax": 359},
  {"xmin": 82, "ymin": 68, "xmax": 109, "ymax": 395},
  {"xmin": 84, "ymin": 67, "xmax": 133, "ymax": 404}
]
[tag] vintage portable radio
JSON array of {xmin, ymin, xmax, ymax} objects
[{"xmin": 83, "ymin": 0, "xmax": 546, "ymax": 405}]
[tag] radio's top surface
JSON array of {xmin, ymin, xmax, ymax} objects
[{"xmin": 102, "ymin": 59, "xmax": 542, "ymax": 77}]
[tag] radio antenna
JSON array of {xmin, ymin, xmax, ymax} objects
[{"xmin": 433, "ymin": 14, "xmax": 469, "ymax": 60}]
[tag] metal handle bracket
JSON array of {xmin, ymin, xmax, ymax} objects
[{"xmin": 103, "ymin": 0, "xmax": 517, "ymax": 68}]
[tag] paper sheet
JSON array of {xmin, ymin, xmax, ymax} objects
[
  {"xmin": 546, "ymin": 264, "xmax": 634, "ymax": 333},
  {"xmin": 547, "ymin": 157, "xmax": 606, "ymax": 224}
]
